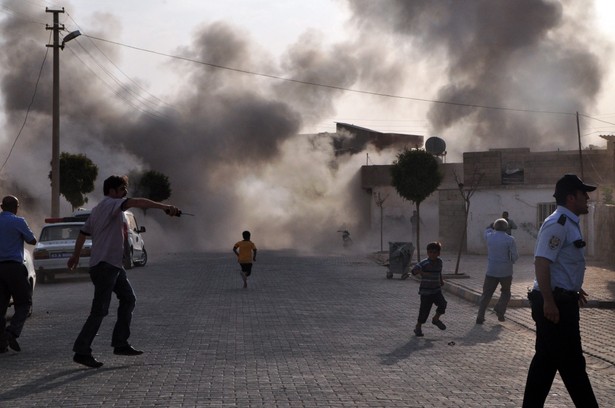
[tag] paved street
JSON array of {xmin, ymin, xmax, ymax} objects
[{"xmin": 1, "ymin": 251, "xmax": 613, "ymax": 407}]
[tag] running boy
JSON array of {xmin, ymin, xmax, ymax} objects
[
  {"xmin": 411, "ymin": 241, "xmax": 447, "ymax": 337},
  {"xmin": 233, "ymin": 231, "xmax": 257, "ymax": 288}
]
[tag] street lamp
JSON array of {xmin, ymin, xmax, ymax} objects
[{"xmin": 47, "ymin": 6, "xmax": 81, "ymax": 217}]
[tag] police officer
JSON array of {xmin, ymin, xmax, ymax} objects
[
  {"xmin": 0, "ymin": 196, "xmax": 37, "ymax": 353},
  {"xmin": 522, "ymin": 175, "xmax": 599, "ymax": 407}
]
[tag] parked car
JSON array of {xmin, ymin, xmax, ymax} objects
[
  {"xmin": 122, "ymin": 210, "xmax": 147, "ymax": 269},
  {"xmin": 73, "ymin": 209, "xmax": 147, "ymax": 269},
  {"xmin": 24, "ymin": 249, "xmax": 36, "ymax": 292},
  {"xmin": 32, "ymin": 220, "xmax": 91, "ymax": 283}
]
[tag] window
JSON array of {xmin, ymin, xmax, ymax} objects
[{"xmin": 537, "ymin": 202, "xmax": 557, "ymax": 227}]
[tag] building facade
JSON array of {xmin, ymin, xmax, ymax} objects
[{"xmin": 361, "ymin": 136, "xmax": 615, "ymax": 261}]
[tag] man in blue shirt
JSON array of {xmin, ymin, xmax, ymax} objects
[
  {"xmin": 523, "ymin": 174, "xmax": 598, "ymax": 407},
  {"xmin": 476, "ymin": 218, "xmax": 518, "ymax": 324},
  {"xmin": 0, "ymin": 196, "xmax": 37, "ymax": 353}
]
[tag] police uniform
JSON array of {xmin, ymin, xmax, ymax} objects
[{"xmin": 523, "ymin": 205, "xmax": 598, "ymax": 407}]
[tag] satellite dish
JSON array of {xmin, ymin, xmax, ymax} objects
[{"xmin": 425, "ymin": 136, "xmax": 446, "ymax": 155}]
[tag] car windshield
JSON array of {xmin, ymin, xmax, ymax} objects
[{"xmin": 40, "ymin": 225, "xmax": 82, "ymax": 241}]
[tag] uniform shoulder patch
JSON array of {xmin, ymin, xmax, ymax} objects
[
  {"xmin": 548, "ymin": 235, "xmax": 561, "ymax": 250},
  {"xmin": 557, "ymin": 214, "xmax": 567, "ymax": 225}
]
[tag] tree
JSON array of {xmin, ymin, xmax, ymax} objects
[
  {"xmin": 452, "ymin": 166, "xmax": 484, "ymax": 274},
  {"xmin": 133, "ymin": 170, "xmax": 172, "ymax": 214},
  {"xmin": 391, "ymin": 148, "xmax": 443, "ymax": 262},
  {"xmin": 49, "ymin": 152, "xmax": 98, "ymax": 211}
]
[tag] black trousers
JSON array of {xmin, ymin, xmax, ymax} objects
[
  {"xmin": 522, "ymin": 290, "xmax": 598, "ymax": 408},
  {"xmin": 417, "ymin": 291, "xmax": 447, "ymax": 324},
  {"xmin": 0, "ymin": 261, "xmax": 32, "ymax": 341},
  {"xmin": 73, "ymin": 262, "xmax": 136, "ymax": 355}
]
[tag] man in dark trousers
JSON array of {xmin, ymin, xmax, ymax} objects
[
  {"xmin": 0, "ymin": 196, "xmax": 37, "ymax": 353},
  {"xmin": 523, "ymin": 174, "xmax": 599, "ymax": 407},
  {"xmin": 68, "ymin": 175, "xmax": 181, "ymax": 368}
]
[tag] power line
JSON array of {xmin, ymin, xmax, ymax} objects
[
  {"xmin": 64, "ymin": 11, "xmax": 177, "ymax": 113},
  {"xmin": 0, "ymin": 32, "xmax": 50, "ymax": 174},
  {"xmin": 578, "ymin": 113, "xmax": 615, "ymax": 127},
  {"xmin": 84, "ymin": 33, "xmax": 583, "ymax": 117},
  {"xmin": 64, "ymin": 45, "xmax": 172, "ymax": 122}
]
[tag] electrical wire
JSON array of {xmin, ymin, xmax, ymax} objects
[
  {"xmin": 64, "ymin": 11, "xmax": 177, "ymax": 113},
  {"xmin": 85, "ymin": 33, "xmax": 585, "ymax": 118},
  {"xmin": 64, "ymin": 45, "xmax": 172, "ymax": 122},
  {"xmin": 0, "ymin": 32, "xmax": 50, "ymax": 174}
]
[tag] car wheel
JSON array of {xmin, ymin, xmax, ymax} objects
[
  {"xmin": 136, "ymin": 248, "xmax": 147, "ymax": 267},
  {"xmin": 36, "ymin": 271, "xmax": 46, "ymax": 284}
]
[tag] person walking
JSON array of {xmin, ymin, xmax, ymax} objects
[
  {"xmin": 0, "ymin": 196, "xmax": 37, "ymax": 353},
  {"xmin": 68, "ymin": 175, "xmax": 181, "ymax": 368},
  {"xmin": 522, "ymin": 174, "xmax": 599, "ymax": 407},
  {"xmin": 476, "ymin": 218, "xmax": 518, "ymax": 324},
  {"xmin": 233, "ymin": 230, "xmax": 257, "ymax": 288},
  {"xmin": 501, "ymin": 211, "xmax": 517, "ymax": 235}
]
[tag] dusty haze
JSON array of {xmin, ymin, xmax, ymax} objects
[{"xmin": 0, "ymin": 0, "xmax": 609, "ymax": 252}]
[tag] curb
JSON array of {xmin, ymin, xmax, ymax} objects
[
  {"xmin": 442, "ymin": 280, "xmax": 615, "ymax": 309},
  {"xmin": 442, "ymin": 281, "xmax": 530, "ymax": 308},
  {"xmin": 368, "ymin": 253, "xmax": 614, "ymax": 309}
]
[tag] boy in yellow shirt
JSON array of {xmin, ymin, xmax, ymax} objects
[{"xmin": 233, "ymin": 231, "xmax": 257, "ymax": 288}]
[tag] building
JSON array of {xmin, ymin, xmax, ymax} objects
[{"xmin": 361, "ymin": 135, "xmax": 615, "ymax": 262}]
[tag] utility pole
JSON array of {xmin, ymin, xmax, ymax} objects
[
  {"xmin": 576, "ymin": 112, "xmax": 584, "ymax": 179},
  {"xmin": 46, "ymin": 7, "xmax": 64, "ymax": 218}
]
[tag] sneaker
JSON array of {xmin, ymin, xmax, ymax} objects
[
  {"xmin": 496, "ymin": 313, "xmax": 506, "ymax": 322},
  {"xmin": 73, "ymin": 353, "xmax": 103, "ymax": 368},
  {"xmin": 432, "ymin": 319, "xmax": 446, "ymax": 330},
  {"xmin": 113, "ymin": 345, "xmax": 143, "ymax": 356},
  {"xmin": 476, "ymin": 317, "xmax": 485, "ymax": 325},
  {"xmin": 414, "ymin": 328, "xmax": 424, "ymax": 337},
  {"xmin": 7, "ymin": 332, "xmax": 20, "ymax": 352}
]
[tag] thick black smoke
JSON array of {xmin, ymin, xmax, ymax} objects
[
  {"xmin": 0, "ymin": 1, "xmax": 610, "ymax": 252},
  {"xmin": 346, "ymin": 0, "xmax": 607, "ymax": 152},
  {"xmin": 0, "ymin": 2, "xmax": 375, "ymax": 252}
]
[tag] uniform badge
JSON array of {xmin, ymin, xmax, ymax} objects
[{"xmin": 548, "ymin": 236, "xmax": 561, "ymax": 250}]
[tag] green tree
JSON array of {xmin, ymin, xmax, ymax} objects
[
  {"xmin": 49, "ymin": 152, "xmax": 98, "ymax": 211},
  {"xmin": 133, "ymin": 170, "xmax": 172, "ymax": 214},
  {"xmin": 391, "ymin": 148, "xmax": 443, "ymax": 262}
]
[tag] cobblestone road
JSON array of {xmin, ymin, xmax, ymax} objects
[{"xmin": 1, "ymin": 251, "xmax": 613, "ymax": 407}]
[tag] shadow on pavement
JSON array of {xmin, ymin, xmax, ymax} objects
[
  {"xmin": 379, "ymin": 338, "xmax": 437, "ymax": 365},
  {"xmin": 0, "ymin": 366, "xmax": 127, "ymax": 402}
]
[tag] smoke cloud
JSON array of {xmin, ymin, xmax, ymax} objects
[
  {"xmin": 0, "ymin": 0, "xmax": 610, "ymax": 252},
  {"xmin": 346, "ymin": 0, "xmax": 608, "ymax": 152}
]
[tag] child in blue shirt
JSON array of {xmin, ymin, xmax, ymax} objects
[{"xmin": 411, "ymin": 242, "xmax": 447, "ymax": 337}]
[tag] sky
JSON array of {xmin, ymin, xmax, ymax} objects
[{"xmin": 1, "ymin": 0, "xmax": 614, "ymax": 251}]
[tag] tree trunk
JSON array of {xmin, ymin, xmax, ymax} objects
[
  {"xmin": 415, "ymin": 203, "xmax": 421, "ymax": 263},
  {"xmin": 454, "ymin": 200, "xmax": 470, "ymax": 274}
]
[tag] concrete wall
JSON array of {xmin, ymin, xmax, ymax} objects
[
  {"xmin": 592, "ymin": 204, "xmax": 615, "ymax": 264},
  {"xmin": 466, "ymin": 187, "xmax": 553, "ymax": 254},
  {"xmin": 360, "ymin": 144, "xmax": 615, "ymax": 262}
]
